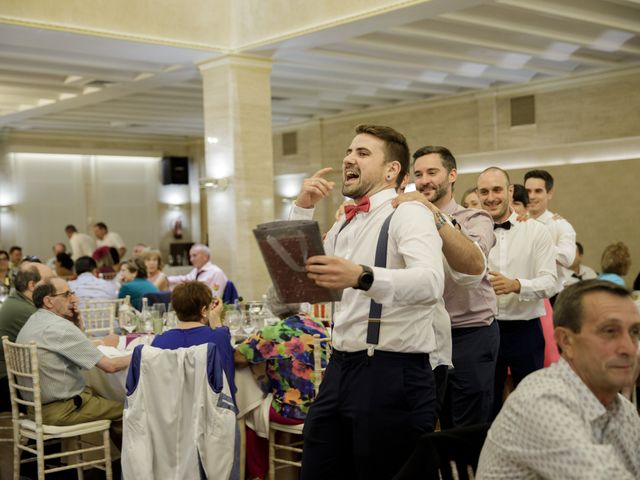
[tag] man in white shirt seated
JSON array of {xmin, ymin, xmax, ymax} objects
[
  {"xmin": 167, "ymin": 244, "xmax": 227, "ymax": 298},
  {"xmin": 477, "ymin": 279, "xmax": 640, "ymax": 479},
  {"xmin": 16, "ymin": 277, "xmax": 130, "ymax": 446},
  {"xmin": 69, "ymin": 256, "xmax": 118, "ymax": 305}
]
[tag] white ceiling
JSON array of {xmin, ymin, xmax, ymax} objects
[{"xmin": 0, "ymin": 0, "xmax": 638, "ymax": 139}]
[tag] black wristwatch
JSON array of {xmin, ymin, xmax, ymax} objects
[{"xmin": 354, "ymin": 265, "xmax": 374, "ymax": 291}]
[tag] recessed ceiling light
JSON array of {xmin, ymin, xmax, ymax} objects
[{"xmin": 591, "ymin": 30, "xmax": 634, "ymax": 52}]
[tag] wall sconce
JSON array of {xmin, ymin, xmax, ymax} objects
[{"xmin": 199, "ymin": 177, "xmax": 231, "ymax": 191}]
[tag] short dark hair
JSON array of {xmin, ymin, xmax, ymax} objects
[
  {"xmin": 600, "ymin": 242, "xmax": 631, "ymax": 276},
  {"xmin": 14, "ymin": 266, "xmax": 41, "ymax": 293},
  {"xmin": 171, "ymin": 281, "xmax": 212, "ymax": 323},
  {"xmin": 124, "ymin": 257, "xmax": 147, "ymax": 279},
  {"xmin": 9, "ymin": 246, "xmax": 22, "ymax": 255},
  {"xmin": 412, "ymin": 145, "xmax": 457, "ymax": 173},
  {"xmin": 355, "ymin": 124, "xmax": 410, "ymax": 189},
  {"xmin": 512, "ymin": 184, "xmax": 529, "ymax": 206},
  {"xmin": 74, "ymin": 256, "xmax": 97, "ymax": 276},
  {"xmin": 94, "ymin": 222, "xmax": 108, "ymax": 230},
  {"xmin": 554, "ymin": 279, "xmax": 630, "ymax": 333},
  {"xmin": 576, "ymin": 241, "xmax": 584, "ymax": 256},
  {"xmin": 32, "ymin": 279, "xmax": 56, "ymax": 309},
  {"xmin": 56, "ymin": 252, "xmax": 74, "ymax": 271},
  {"xmin": 524, "ymin": 169, "xmax": 554, "ymax": 192},
  {"xmin": 65, "ymin": 225, "xmax": 78, "ymax": 233},
  {"xmin": 109, "ymin": 247, "xmax": 120, "ymax": 265},
  {"xmin": 0, "ymin": 250, "xmax": 8, "ymax": 261}
]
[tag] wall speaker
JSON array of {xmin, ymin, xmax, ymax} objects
[{"xmin": 162, "ymin": 156, "xmax": 189, "ymax": 185}]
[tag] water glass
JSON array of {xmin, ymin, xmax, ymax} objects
[{"xmin": 225, "ymin": 310, "xmax": 243, "ymax": 338}]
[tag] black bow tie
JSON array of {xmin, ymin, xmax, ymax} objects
[{"xmin": 494, "ymin": 221, "xmax": 512, "ymax": 230}]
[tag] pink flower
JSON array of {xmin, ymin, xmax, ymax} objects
[
  {"xmin": 292, "ymin": 359, "xmax": 312, "ymax": 379},
  {"xmin": 287, "ymin": 337, "xmax": 305, "ymax": 356},
  {"xmin": 258, "ymin": 341, "xmax": 276, "ymax": 358}
]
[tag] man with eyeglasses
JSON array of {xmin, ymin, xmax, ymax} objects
[{"xmin": 16, "ymin": 277, "xmax": 130, "ymax": 446}]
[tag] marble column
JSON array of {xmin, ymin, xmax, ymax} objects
[{"xmin": 198, "ymin": 54, "xmax": 274, "ymax": 301}]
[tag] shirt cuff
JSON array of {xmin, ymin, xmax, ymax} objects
[{"xmin": 289, "ymin": 203, "xmax": 315, "ymax": 220}]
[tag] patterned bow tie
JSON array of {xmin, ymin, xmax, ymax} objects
[
  {"xmin": 344, "ymin": 196, "xmax": 371, "ymax": 223},
  {"xmin": 494, "ymin": 220, "xmax": 512, "ymax": 230}
]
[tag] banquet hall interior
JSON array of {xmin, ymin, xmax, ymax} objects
[
  {"xmin": 1, "ymin": 1, "xmax": 640, "ymax": 479},
  {"xmin": 0, "ymin": 0, "xmax": 638, "ymax": 297}
]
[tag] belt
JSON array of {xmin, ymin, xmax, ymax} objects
[{"xmin": 332, "ymin": 348, "xmax": 429, "ymax": 365}]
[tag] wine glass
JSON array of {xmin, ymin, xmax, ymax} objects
[
  {"xmin": 120, "ymin": 313, "xmax": 137, "ymax": 334},
  {"xmin": 241, "ymin": 315, "xmax": 256, "ymax": 337},
  {"xmin": 225, "ymin": 310, "xmax": 243, "ymax": 339}
]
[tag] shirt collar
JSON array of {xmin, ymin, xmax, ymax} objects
[
  {"xmin": 536, "ymin": 209, "xmax": 553, "ymax": 223},
  {"xmin": 367, "ymin": 188, "xmax": 397, "ymax": 212},
  {"xmin": 440, "ymin": 198, "xmax": 459, "ymax": 215},
  {"xmin": 556, "ymin": 357, "xmax": 619, "ymax": 422},
  {"xmin": 503, "ymin": 209, "xmax": 518, "ymax": 225},
  {"xmin": 15, "ymin": 290, "xmax": 34, "ymax": 305}
]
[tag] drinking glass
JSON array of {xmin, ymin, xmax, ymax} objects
[
  {"xmin": 120, "ymin": 313, "xmax": 137, "ymax": 334},
  {"xmin": 225, "ymin": 310, "xmax": 243, "ymax": 339},
  {"xmin": 241, "ymin": 315, "xmax": 256, "ymax": 337}
]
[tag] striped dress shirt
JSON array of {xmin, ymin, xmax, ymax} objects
[{"xmin": 16, "ymin": 309, "xmax": 103, "ymax": 403}]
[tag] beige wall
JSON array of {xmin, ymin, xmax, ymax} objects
[{"xmin": 0, "ymin": 132, "xmax": 202, "ymax": 262}]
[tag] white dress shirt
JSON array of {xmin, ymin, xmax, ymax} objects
[
  {"xmin": 69, "ymin": 232, "xmax": 95, "ymax": 260},
  {"xmin": 291, "ymin": 188, "xmax": 444, "ymax": 353},
  {"xmin": 476, "ymin": 358, "xmax": 640, "ymax": 479},
  {"xmin": 96, "ymin": 231, "xmax": 126, "ymax": 251},
  {"xmin": 489, "ymin": 212, "xmax": 557, "ymax": 320},
  {"xmin": 534, "ymin": 209, "xmax": 576, "ymax": 292},
  {"xmin": 564, "ymin": 264, "xmax": 598, "ymax": 287},
  {"xmin": 167, "ymin": 261, "xmax": 228, "ymax": 297}
]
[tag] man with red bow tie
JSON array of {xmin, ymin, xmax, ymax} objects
[{"xmin": 289, "ymin": 124, "xmax": 445, "ymax": 480}]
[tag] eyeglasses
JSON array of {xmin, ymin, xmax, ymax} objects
[{"xmin": 50, "ymin": 290, "xmax": 75, "ymax": 298}]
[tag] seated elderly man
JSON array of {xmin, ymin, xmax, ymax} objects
[
  {"xmin": 0, "ymin": 262, "xmax": 55, "ymax": 411},
  {"xmin": 16, "ymin": 277, "xmax": 130, "ymax": 445},
  {"xmin": 476, "ymin": 280, "xmax": 640, "ymax": 479},
  {"xmin": 167, "ymin": 244, "xmax": 227, "ymax": 298},
  {"xmin": 69, "ymin": 256, "xmax": 118, "ymax": 305}
]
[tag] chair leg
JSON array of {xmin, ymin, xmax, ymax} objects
[
  {"xmin": 68, "ymin": 436, "xmax": 85, "ymax": 480},
  {"xmin": 268, "ymin": 428, "xmax": 276, "ymax": 480},
  {"xmin": 103, "ymin": 429, "xmax": 112, "ymax": 480},
  {"xmin": 36, "ymin": 436, "xmax": 45, "ymax": 480},
  {"xmin": 12, "ymin": 427, "xmax": 20, "ymax": 480}
]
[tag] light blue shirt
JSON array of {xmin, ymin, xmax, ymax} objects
[{"xmin": 69, "ymin": 272, "xmax": 118, "ymax": 306}]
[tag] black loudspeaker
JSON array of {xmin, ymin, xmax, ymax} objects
[{"xmin": 162, "ymin": 156, "xmax": 189, "ymax": 185}]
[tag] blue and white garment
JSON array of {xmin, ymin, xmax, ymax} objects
[{"xmin": 122, "ymin": 343, "xmax": 237, "ymax": 480}]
